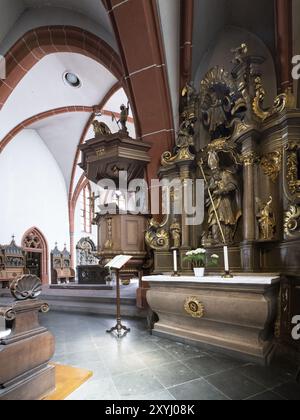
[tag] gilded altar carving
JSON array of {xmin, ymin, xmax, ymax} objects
[
  {"xmin": 284, "ymin": 205, "xmax": 300, "ymax": 238},
  {"xmin": 243, "ymin": 152, "xmax": 259, "ymax": 167},
  {"xmin": 285, "ymin": 142, "xmax": 300, "ymax": 199},
  {"xmin": 161, "ymin": 117, "xmax": 195, "ymax": 167},
  {"xmin": 184, "ymin": 297, "xmax": 205, "ymax": 319},
  {"xmin": 170, "ymin": 219, "xmax": 181, "ymax": 249},
  {"xmin": 181, "ymin": 83, "xmax": 198, "ymax": 122},
  {"xmin": 256, "ymin": 196, "xmax": 276, "ymax": 240},
  {"xmin": 252, "ymin": 76, "xmax": 287, "ymax": 122},
  {"xmin": 200, "ymin": 66, "xmax": 248, "ymax": 140},
  {"xmin": 201, "ymin": 150, "xmax": 242, "ymax": 245},
  {"xmin": 145, "ymin": 218, "xmax": 170, "ymax": 251},
  {"xmin": 261, "ymin": 150, "xmax": 282, "ymax": 183}
]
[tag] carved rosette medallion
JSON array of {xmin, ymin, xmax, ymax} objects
[{"xmin": 184, "ymin": 297, "xmax": 205, "ymax": 318}]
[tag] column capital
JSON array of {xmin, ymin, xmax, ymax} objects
[{"xmin": 242, "ymin": 152, "xmax": 260, "ymax": 167}]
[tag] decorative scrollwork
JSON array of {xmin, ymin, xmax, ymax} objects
[
  {"xmin": 252, "ymin": 76, "xmax": 287, "ymax": 122},
  {"xmin": 145, "ymin": 218, "xmax": 170, "ymax": 251},
  {"xmin": 161, "ymin": 118, "xmax": 195, "ymax": 167},
  {"xmin": 184, "ymin": 297, "xmax": 205, "ymax": 319},
  {"xmin": 284, "ymin": 205, "xmax": 300, "ymax": 238},
  {"xmin": 261, "ymin": 150, "xmax": 282, "ymax": 183},
  {"xmin": 10, "ymin": 274, "xmax": 42, "ymax": 301},
  {"xmin": 0, "ymin": 308, "xmax": 17, "ymax": 321},
  {"xmin": 40, "ymin": 303, "xmax": 50, "ymax": 314}
]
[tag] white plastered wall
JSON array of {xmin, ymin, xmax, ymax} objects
[{"xmin": 0, "ymin": 129, "xmax": 69, "ymax": 279}]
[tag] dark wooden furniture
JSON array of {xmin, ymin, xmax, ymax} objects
[
  {"xmin": 277, "ymin": 274, "xmax": 300, "ymax": 366},
  {"xmin": 77, "ymin": 265, "xmax": 108, "ymax": 285},
  {"xmin": 51, "ymin": 245, "xmax": 75, "ymax": 284},
  {"xmin": 0, "ymin": 238, "xmax": 26, "ymax": 288},
  {"xmin": 0, "ymin": 275, "xmax": 55, "ymax": 400}
]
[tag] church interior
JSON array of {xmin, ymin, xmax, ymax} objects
[{"xmin": 0, "ymin": 0, "xmax": 300, "ymax": 401}]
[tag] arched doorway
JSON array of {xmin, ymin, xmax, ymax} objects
[{"xmin": 22, "ymin": 227, "xmax": 49, "ymax": 284}]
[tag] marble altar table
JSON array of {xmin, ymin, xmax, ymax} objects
[{"xmin": 143, "ymin": 275, "xmax": 280, "ymax": 365}]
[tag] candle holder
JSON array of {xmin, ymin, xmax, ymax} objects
[{"xmin": 222, "ymin": 271, "xmax": 234, "ymax": 279}]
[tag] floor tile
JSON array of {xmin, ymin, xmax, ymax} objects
[
  {"xmin": 66, "ymin": 377, "xmax": 119, "ymax": 401},
  {"xmin": 246, "ymin": 391, "xmax": 285, "ymax": 401},
  {"xmin": 272, "ymin": 381, "xmax": 300, "ymax": 401},
  {"xmin": 152, "ymin": 361, "xmax": 199, "ymax": 388},
  {"xmin": 169, "ymin": 378, "xmax": 229, "ymax": 401},
  {"xmin": 184, "ymin": 355, "xmax": 236, "ymax": 377},
  {"xmin": 240, "ymin": 364, "xmax": 293, "ymax": 388},
  {"xmin": 206, "ymin": 369, "xmax": 266, "ymax": 400},
  {"xmin": 112, "ymin": 369, "xmax": 164, "ymax": 398}
]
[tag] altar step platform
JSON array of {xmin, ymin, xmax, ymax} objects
[{"xmin": 0, "ymin": 282, "xmax": 146, "ymax": 319}]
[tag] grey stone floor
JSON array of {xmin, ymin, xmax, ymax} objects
[{"xmin": 41, "ymin": 312, "xmax": 300, "ymax": 401}]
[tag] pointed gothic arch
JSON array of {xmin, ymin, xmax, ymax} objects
[{"xmin": 22, "ymin": 227, "xmax": 49, "ymax": 284}]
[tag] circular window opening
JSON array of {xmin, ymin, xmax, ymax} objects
[{"xmin": 63, "ymin": 72, "xmax": 81, "ymax": 88}]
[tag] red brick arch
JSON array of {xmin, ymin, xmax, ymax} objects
[{"xmin": 0, "ymin": 25, "xmax": 124, "ymax": 109}]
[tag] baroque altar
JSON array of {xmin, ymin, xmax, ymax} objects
[
  {"xmin": 145, "ymin": 44, "xmax": 300, "ymax": 276},
  {"xmin": 144, "ymin": 44, "xmax": 300, "ymax": 364}
]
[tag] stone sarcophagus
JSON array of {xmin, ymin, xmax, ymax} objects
[{"xmin": 0, "ymin": 275, "xmax": 55, "ymax": 400}]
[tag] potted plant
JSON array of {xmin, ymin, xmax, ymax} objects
[{"xmin": 184, "ymin": 249, "xmax": 219, "ymax": 277}]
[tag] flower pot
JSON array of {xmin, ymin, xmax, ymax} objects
[{"xmin": 194, "ymin": 267, "xmax": 205, "ymax": 277}]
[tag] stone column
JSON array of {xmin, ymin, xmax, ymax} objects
[
  {"xmin": 242, "ymin": 152, "xmax": 257, "ymax": 241},
  {"xmin": 179, "ymin": 164, "xmax": 191, "ymax": 248},
  {"xmin": 241, "ymin": 151, "xmax": 260, "ymax": 272}
]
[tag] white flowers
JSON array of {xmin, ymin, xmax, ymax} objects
[
  {"xmin": 186, "ymin": 248, "xmax": 206, "ymax": 256},
  {"xmin": 211, "ymin": 254, "xmax": 220, "ymax": 259}
]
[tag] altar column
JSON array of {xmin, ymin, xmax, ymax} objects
[
  {"xmin": 241, "ymin": 150, "xmax": 260, "ymax": 272},
  {"xmin": 179, "ymin": 164, "xmax": 191, "ymax": 248},
  {"xmin": 242, "ymin": 152, "xmax": 257, "ymax": 241}
]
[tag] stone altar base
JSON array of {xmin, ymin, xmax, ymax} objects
[{"xmin": 144, "ymin": 275, "xmax": 280, "ymax": 365}]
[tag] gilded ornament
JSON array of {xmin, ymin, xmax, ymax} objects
[
  {"xmin": 145, "ymin": 218, "xmax": 170, "ymax": 251},
  {"xmin": 261, "ymin": 151, "xmax": 282, "ymax": 183},
  {"xmin": 284, "ymin": 205, "xmax": 300, "ymax": 238},
  {"xmin": 170, "ymin": 219, "xmax": 181, "ymax": 249},
  {"xmin": 242, "ymin": 152, "xmax": 258, "ymax": 167},
  {"xmin": 184, "ymin": 297, "xmax": 205, "ymax": 319},
  {"xmin": 252, "ymin": 76, "xmax": 287, "ymax": 122},
  {"xmin": 256, "ymin": 196, "xmax": 276, "ymax": 240},
  {"xmin": 286, "ymin": 142, "xmax": 300, "ymax": 198},
  {"xmin": 161, "ymin": 117, "xmax": 195, "ymax": 167}
]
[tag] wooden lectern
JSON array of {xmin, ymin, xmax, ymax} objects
[{"xmin": 105, "ymin": 256, "xmax": 132, "ymax": 337}]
